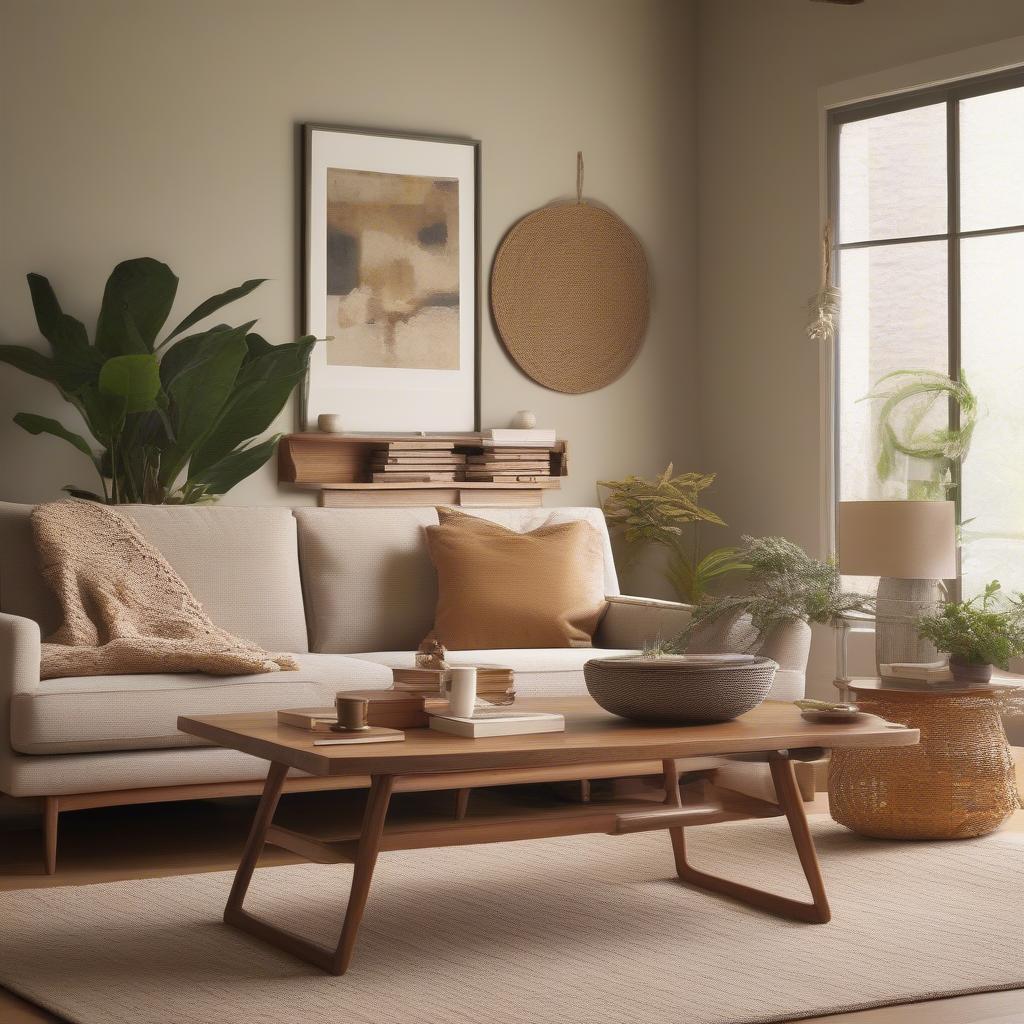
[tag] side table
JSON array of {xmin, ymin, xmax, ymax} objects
[{"xmin": 829, "ymin": 678, "xmax": 1022, "ymax": 840}]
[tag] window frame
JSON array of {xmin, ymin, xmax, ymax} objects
[{"xmin": 827, "ymin": 64, "xmax": 1024, "ymax": 596}]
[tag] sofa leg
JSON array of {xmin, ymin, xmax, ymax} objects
[
  {"xmin": 454, "ymin": 788, "xmax": 471, "ymax": 820},
  {"xmin": 43, "ymin": 796, "xmax": 59, "ymax": 875}
]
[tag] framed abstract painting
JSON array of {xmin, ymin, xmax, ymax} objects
[{"xmin": 302, "ymin": 124, "xmax": 480, "ymax": 431}]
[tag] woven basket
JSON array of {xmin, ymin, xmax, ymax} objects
[
  {"xmin": 829, "ymin": 688, "xmax": 1022, "ymax": 839},
  {"xmin": 584, "ymin": 655, "xmax": 777, "ymax": 724},
  {"xmin": 490, "ymin": 203, "xmax": 648, "ymax": 394}
]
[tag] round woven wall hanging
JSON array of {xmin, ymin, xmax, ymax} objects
[{"xmin": 490, "ymin": 155, "xmax": 649, "ymax": 394}]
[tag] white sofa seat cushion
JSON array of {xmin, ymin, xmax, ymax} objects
[
  {"xmin": 10, "ymin": 653, "xmax": 392, "ymax": 755},
  {"xmin": 354, "ymin": 648, "xmax": 639, "ymax": 697}
]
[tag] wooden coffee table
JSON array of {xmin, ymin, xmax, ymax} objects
[{"xmin": 178, "ymin": 697, "xmax": 918, "ymax": 975}]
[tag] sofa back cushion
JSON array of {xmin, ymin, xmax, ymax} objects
[
  {"xmin": 0, "ymin": 502, "xmax": 308, "ymax": 652},
  {"xmin": 295, "ymin": 506, "xmax": 619, "ymax": 654}
]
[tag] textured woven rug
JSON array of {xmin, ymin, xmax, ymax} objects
[{"xmin": 0, "ymin": 818, "xmax": 1021, "ymax": 1024}]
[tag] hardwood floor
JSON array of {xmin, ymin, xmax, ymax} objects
[{"xmin": 0, "ymin": 768, "xmax": 1021, "ymax": 1024}]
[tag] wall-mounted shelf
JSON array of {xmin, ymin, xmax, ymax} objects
[{"xmin": 278, "ymin": 433, "xmax": 567, "ymax": 508}]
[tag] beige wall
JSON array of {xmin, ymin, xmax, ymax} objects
[
  {"xmin": 0, "ymin": 0, "xmax": 698, "ymax": 595},
  {"xmin": 696, "ymin": 0, "xmax": 1024, "ymax": 693}
]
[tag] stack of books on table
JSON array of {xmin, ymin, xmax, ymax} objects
[
  {"xmin": 466, "ymin": 428, "xmax": 557, "ymax": 484},
  {"xmin": 429, "ymin": 708, "xmax": 565, "ymax": 738},
  {"xmin": 391, "ymin": 665, "xmax": 516, "ymax": 705},
  {"xmin": 370, "ymin": 440, "xmax": 466, "ymax": 484},
  {"xmin": 879, "ymin": 661, "xmax": 954, "ymax": 686}
]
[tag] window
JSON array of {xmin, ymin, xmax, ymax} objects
[{"xmin": 829, "ymin": 69, "xmax": 1024, "ymax": 598}]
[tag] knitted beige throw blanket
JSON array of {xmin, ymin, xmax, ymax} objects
[{"xmin": 32, "ymin": 500, "xmax": 298, "ymax": 680}]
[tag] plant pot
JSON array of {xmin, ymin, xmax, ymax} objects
[{"xmin": 948, "ymin": 656, "xmax": 992, "ymax": 685}]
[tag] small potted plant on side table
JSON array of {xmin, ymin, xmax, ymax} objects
[{"xmin": 916, "ymin": 580, "xmax": 1024, "ymax": 685}]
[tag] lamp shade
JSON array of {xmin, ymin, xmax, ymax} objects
[{"xmin": 838, "ymin": 500, "xmax": 957, "ymax": 579}]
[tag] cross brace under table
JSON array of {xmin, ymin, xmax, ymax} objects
[{"xmin": 224, "ymin": 752, "xmax": 831, "ymax": 975}]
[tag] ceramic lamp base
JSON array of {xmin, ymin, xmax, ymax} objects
[{"xmin": 874, "ymin": 577, "xmax": 942, "ymax": 672}]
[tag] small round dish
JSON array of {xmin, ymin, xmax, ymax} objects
[{"xmin": 800, "ymin": 706, "xmax": 869, "ymax": 725}]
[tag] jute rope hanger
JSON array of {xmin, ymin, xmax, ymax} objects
[{"xmin": 489, "ymin": 152, "xmax": 649, "ymax": 395}]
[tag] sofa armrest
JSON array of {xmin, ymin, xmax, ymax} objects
[
  {"xmin": 0, "ymin": 613, "xmax": 41, "ymax": 793},
  {"xmin": 596, "ymin": 595, "xmax": 693, "ymax": 650}
]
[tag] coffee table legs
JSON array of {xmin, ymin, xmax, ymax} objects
[
  {"xmin": 667, "ymin": 753, "xmax": 831, "ymax": 924},
  {"xmin": 224, "ymin": 765, "xmax": 395, "ymax": 975}
]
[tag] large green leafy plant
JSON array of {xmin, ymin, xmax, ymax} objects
[
  {"xmin": 917, "ymin": 580, "xmax": 1024, "ymax": 669},
  {"xmin": 598, "ymin": 465, "xmax": 749, "ymax": 603},
  {"xmin": 0, "ymin": 258, "xmax": 315, "ymax": 503},
  {"xmin": 664, "ymin": 535, "xmax": 873, "ymax": 653}
]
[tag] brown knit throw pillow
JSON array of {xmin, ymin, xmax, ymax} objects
[{"xmin": 423, "ymin": 508, "xmax": 608, "ymax": 650}]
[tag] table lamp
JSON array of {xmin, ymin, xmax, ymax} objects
[{"xmin": 837, "ymin": 500, "xmax": 957, "ymax": 672}]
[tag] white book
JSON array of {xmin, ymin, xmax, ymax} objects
[
  {"xmin": 880, "ymin": 661, "xmax": 952, "ymax": 682},
  {"xmin": 485, "ymin": 428, "xmax": 556, "ymax": 447},
  {"xmin": 429, "ymin": 709, "xmax": 565, "ymax": 738}
]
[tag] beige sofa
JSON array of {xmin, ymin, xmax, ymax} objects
[{"xmin": 0, "ymin": 502, "xmax": 810, "ymax": 872}]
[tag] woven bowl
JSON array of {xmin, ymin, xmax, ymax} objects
[{"xmin": 584, "ymin": 655, "xmax": 778, "ymax": 724}]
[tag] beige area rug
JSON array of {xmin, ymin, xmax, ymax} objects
[{"xmin": 0, "ymin": 819, "xmax": 1022, "ymax": 1024}]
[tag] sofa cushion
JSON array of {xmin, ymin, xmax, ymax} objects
[
  {"xmin": 354, "ymin": 648, "xmax": 639, "ymax": 697},
  {"xmin": 294, "ymin": 506, "xmax": 619, "ymax": 654},
  {"xmin": 9, "ymin": 653, "xmax": 391, "ymax": 755},
  {"xmin": 0, "ymin": 503, "xmax": 309, "ymax": 653},
  {"xmin": 424, "ymin": 508, "xmax": 608, "ymax": 650}
]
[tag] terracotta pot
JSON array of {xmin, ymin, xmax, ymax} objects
[{"xmin": 948, "ymin": 656, "xmax": 992, "ymax": 685}]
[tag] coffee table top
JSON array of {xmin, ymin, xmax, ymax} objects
[{"xmin": 178, "ymin": 696, "xmax": 919, "ymax": 777}]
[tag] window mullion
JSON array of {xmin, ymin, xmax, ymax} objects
[{"xmin": 947, "ymin": 96, "xmax": 963, "ymax": 600}]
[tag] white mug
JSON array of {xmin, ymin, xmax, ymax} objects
[{"xmin": 445, "ymin": 667, "xmax": 477, "ymax": 718}]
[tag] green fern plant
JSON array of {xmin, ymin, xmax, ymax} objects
[
  {"xmin": 598, "ymin": 465, "xmax": 749, "ymax": 603},
  {"xmin": 917, "ymin": 580, "xmax": 1024, "ymax": 668},
  {"xmin": 663, "ymin": 535, "xmax": 874, "ymax": 653}
]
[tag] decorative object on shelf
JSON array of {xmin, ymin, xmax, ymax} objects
[
  {"xmin": 916, "ymin": 580, "xmax": 1024, "ymax": 685},
  {"xmin": 317, "ymin": 413, "xmax": 344, "ymax": 433},
  {"xmin": 864, "ymin": 370, "xmax": 977, "ymax": 500},
  {"xmin": 806, "ymin": 220, "xmax": 840, "ymax": 344},
  {"xmin": 510, "ymin": 409, "xmax": 536, "ymax": 428},
  {"xmin": 829, "ymin": 678, "xmax": 1023, "ymax": 839},
  {"xmin": 662, "ymin": 535, "xmax": 873, "ymax": 655},
  {"xmin": 490, "ymin": 152, "xmax": 648, "ymax": 394},
  {"xmin": 838, "ymin": 500, "xmax": 957, "ymax": 672},
  {"xmin": 599, "ymin": 465, "xmax": 748, "ymax": 603},
  {"xmin": 302, "ymin": 125, "xmax": 479, "ymax": 432},
  {"xmin": 0, "ymin": 258, "xmax": 315, "ymax": 504},
  {"xmin": 584, "ymin": 654, "xmax": 777, "ymax": 724}
]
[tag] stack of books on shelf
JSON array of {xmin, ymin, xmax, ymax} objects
[
  {"xmin": 370, "ymin": 440, "xmax": 466, "ymax": 484},
  {"xmin": 391, "ymin": 665, "xmax": 516, "ymax": 705},
  {"xmin": 465, "ymin": 428, "xmax": 557, "ymax": 484}
]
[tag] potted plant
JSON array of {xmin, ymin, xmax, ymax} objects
[
  {"xmin": 865, "ymin": 369, "xmax": 977, "ymax": 501},
  {"xmin": 598, "ymin": 465, "xmax": 749, "ymax": 603},
  {"xmin": 0, "ymin": 258, "xmax": 316, "ymax": 503},
  {"xmin": 662, "ymin": 535, "xmax": 874, "ymax": 660},
  {"xmin": 916, "ymin": 580, "xmax": 1024, "ymax": 684}
]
